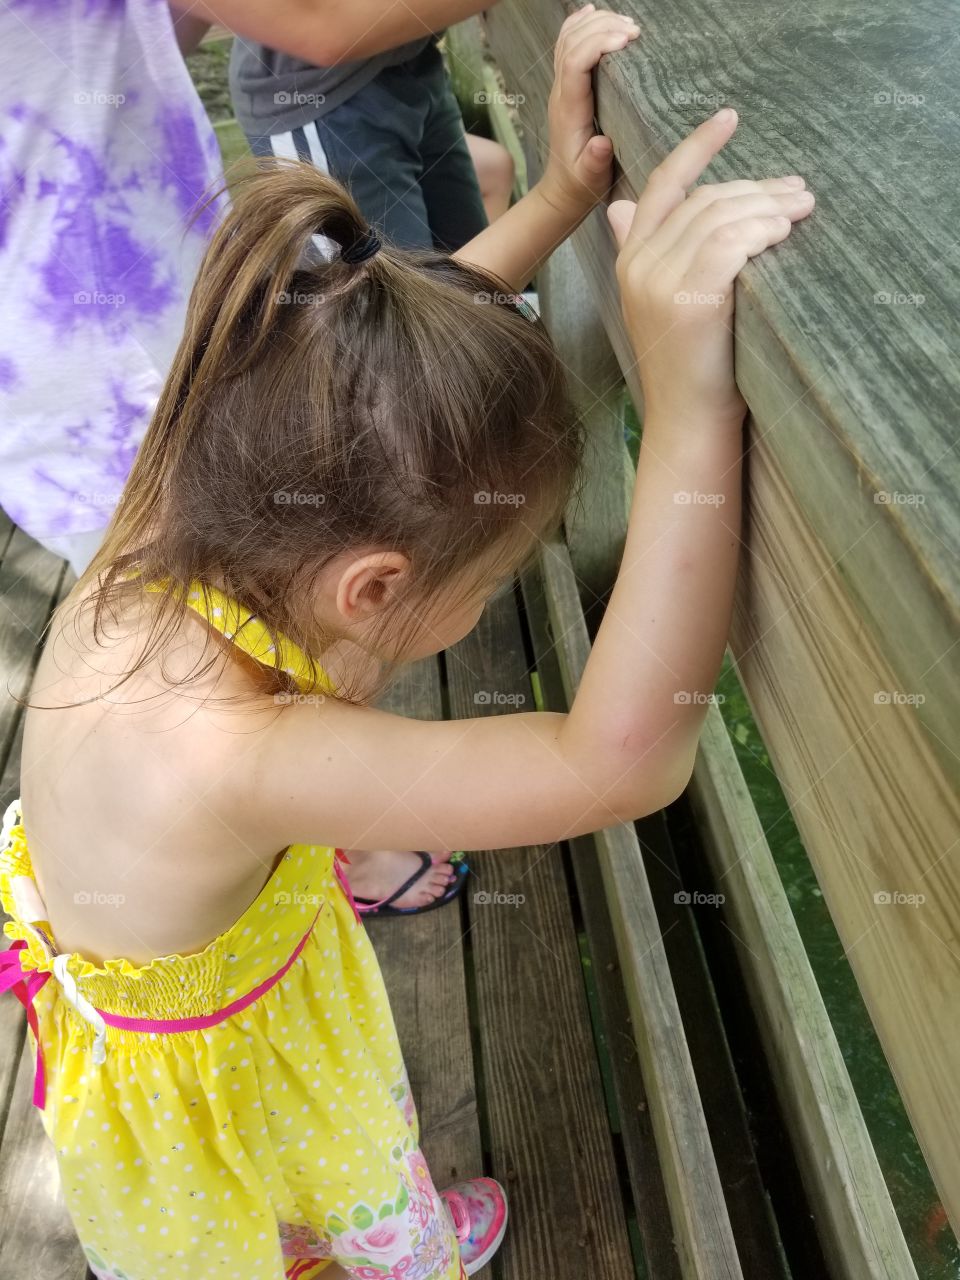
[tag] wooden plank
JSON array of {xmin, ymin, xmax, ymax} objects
[
  {"xmin": 0, "ymin": 1046, "xmax": 88, "ymax": 1280},
  {"xmin": 689, "ymin": 705, "xmax": 917, "ymax": 1280},
  {"xmin": 0, "ymin": 541, "xmax": 86, "ymax": 1277},
  {"xmin": 445, "ymin": 588, "xmax": 637, "ymax": 1280},
  {"xmin": 0, "ymin": 537, "xmax": 71, "ymax": 1135},
  {"xmin": 520, "ymin": 563, "xmax": 684, "ymax": 1280},
  {"xmin": 526, "ymin": 118, "xmax": 912, "ymax": 1273},
  {"xmin": 539, "ymin": 230, "xmax": 633, "ymax": 619},
  {"xmin": 485, "ymin": 0, "xmax": 960, "ymax": 1228},
  {"xmin": 533, "ymin": 538, "xmax": 744, "ymax": 1280},
  {"xmin": 0, "ymin": 525, "xmax": 70, "ymax": 781},
  {"xmin": 370, "ymin": 657, "xmax": 484, "ymax": 1188}
]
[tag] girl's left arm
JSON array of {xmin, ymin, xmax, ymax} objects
[{"xmin": 454, "ymin": 5, "xmax": 639, "ymax": 290}]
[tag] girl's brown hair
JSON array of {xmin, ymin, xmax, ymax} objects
[{"xmin": 78, "ymin": 161, "xmax": 583, "ymax": 699}]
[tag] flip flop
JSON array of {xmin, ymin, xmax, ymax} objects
[{"xmin": 352, "ymin": 851, "xmax": 469, "ymax": 919}]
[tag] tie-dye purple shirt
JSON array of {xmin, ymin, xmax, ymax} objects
[{"xmin": 0, "ymin": 0, "xmax": 224, "ymax": 539}]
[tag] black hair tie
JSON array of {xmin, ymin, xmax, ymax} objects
[{"xmin": 340, "ymin": 228, "xmax": 381, "ymax": 265}]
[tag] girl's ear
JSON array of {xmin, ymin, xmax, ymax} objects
[{"xmin": 335, "ymin": 551, "xmax": 413, "ymax": 623}]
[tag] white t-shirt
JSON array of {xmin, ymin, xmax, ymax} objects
[{"xmin": 0, "ymin": 0, "xmax": 224, "ymax": 540}]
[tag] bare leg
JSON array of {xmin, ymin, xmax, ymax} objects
[{"xmin": 465, "ymin": 133, "xmax": 515, "ymax": 223}]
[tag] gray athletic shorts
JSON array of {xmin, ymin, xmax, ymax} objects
[{"xmin": 247, "ymin": 42, "xmax": 488, "ymax": 252}]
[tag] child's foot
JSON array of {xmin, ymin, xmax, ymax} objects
[
  {"xmin": 342, "ymin": 848, "xmax": 459, "ymax": 911},
  {"xmin": 442, "ymin": 1177, "xmax": 508, "ymax": 1275}
]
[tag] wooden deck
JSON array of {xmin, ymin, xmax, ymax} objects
[{"xmin": 0, "ymin": 517, "xmax": 817, "ymax": 1279}]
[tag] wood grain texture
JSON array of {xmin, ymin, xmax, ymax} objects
[
  {"xmin": 445, "ymin": 589, "xmax": 637, "ymax": 1280},
  {"xmin": 535, "ymin": 539, "xmax": 744, "ymax": 1280},
  {"xmin": 371, "ymin": 657, "xmax": 484, "ymax": 1189},
  {"xmin": 524, "ymin": 132, "xmax": 911, "ymax": 1276},
  {"xmin": 519, "ymin": 564, "xmax": 685, "ymax": 1280},
  {"xmin": 690, "ymin": 705, "xmax": 917, "ymax": 1280},
  {"xmin": 0, "ymin": 1047, "xmax": 89, "ymax": 1280},
  {"xmin": 0, "ymin": 537, "xmax": 86, "ymax": 1277},
  {"xmin": 484, "ymin": 0, "xmax": 960, "ymax": 1228},
  {"xmin": 486, "ymin": 0, "xmax": 959, "ymax": 772}
]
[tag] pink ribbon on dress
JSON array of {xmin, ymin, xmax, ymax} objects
[
  {"xmin": 0, "ymin": 940, "xmax": 51, "ymax": 1108},
  {"xmin": 334, "ymin": 849, "xmax": 362, "ymax": 924},
  {"xmin": 0, "ymin": 852, "xmax": 360, "ymax": 1110}
]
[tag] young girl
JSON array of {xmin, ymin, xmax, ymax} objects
[{"xmin": 0, "ymin": 9, "xmax": 815, "ymax": 1279}]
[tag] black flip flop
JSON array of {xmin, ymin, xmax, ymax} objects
[{"xmin": 354, "ymin": 851, "xmax": 469, "ymax": 919}]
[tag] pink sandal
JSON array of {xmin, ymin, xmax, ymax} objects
[{"xmin": 442, "ymin": 1177, "xmax": 508, "ymax": 1275}]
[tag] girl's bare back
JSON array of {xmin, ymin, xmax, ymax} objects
[{"xmin": 22, "ymin": 593, "xmax": 285, "ymax": 966}]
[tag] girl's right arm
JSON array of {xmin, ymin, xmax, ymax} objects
[{"xmin": 241, "ymin": 111, "xmax": 814, "ymax": 854}]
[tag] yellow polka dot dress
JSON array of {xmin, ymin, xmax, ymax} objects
[{"xmin": 0, "ymin": 586, "xmax": 465, "ymax": 1280}]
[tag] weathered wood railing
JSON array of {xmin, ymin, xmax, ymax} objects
[{"xmin": 468, "ymin": 0, "xmax": 960, "ymax": 1274}]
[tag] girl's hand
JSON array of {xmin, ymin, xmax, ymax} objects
[
  {"xmin": 541, "ymin": 4, "xmax": 640, "ymax": 213},
  {"xmin": 608, "ymin": 109, "xmax": 815, "ymax": 431}
]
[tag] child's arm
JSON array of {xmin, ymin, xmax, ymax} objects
[
  {"xmin": 238, "ymin": 111, "xmax": 814, "ymax": 854},
  {"xmin": 454, "ymin": 6, "xmax": 639, "ymax": 292},
  {"xmin": 169, "ymin": 5, "xmax": 212, "ymax": 55},
  {"xmin": 187, "ymin": 0, "xmax": 496, "ymax": 65}
]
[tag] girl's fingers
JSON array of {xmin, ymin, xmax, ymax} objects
[
  {"xmin": 556, "ymin": 10, "xmax": 639, "ymax": 71},
  {"xmin": 561, "ymin": 19, "xmax": 639, "ymax": 78},
  {"xmin": 685, "ymin": 214, "xmax": 796, "ymax": 294},
  {"xmin": 649, "ymin": 187, "xmax": 814, "ymax": 268},
  {"xmin": 628, "ymin": 109, "xmax": 739, "ymax": 243},
  {"xmin": 608, "ymin": 198, "xmax": 638, "ymax": 250},
  {"xmin": 557, "ymin": 3, "xmax": 597, "ymax": 40}
]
